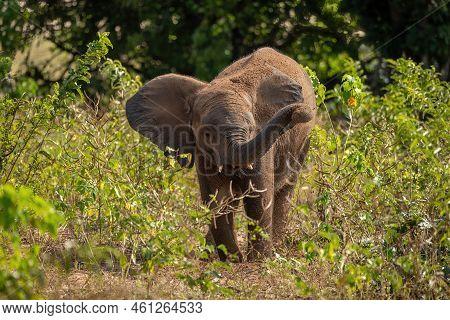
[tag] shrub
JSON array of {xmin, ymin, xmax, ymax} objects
[
  {"xmin": 1, "ymin": 33, "xmax": 212, "ymax": 296},
  {"xmin": 0, "ymin": 184, "xmax": 61, "ymax": 299},
  {"xmin": 294, "ymin": 58, "xmax": 449, "ymax": 299}
]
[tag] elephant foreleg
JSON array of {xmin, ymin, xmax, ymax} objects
[
  {"xmin": 273, "ymin": 137, "xmax": 310, "ymax": 244},
  {"xmin": 243, "ymin": 197, "xmax": 273, "ymax": 260},
  {"xmin": 197, "ymin": 165, "xmax": 243, "ymax": 261},
  {"xmin": 209, "ymin": 202, "xmax": 242, "ymax": 262},
  {"xmin": 240, "ymin": 157, "xmax": 275, "ymax": 261},
  {"xmin": 272, "ymin": 183, "xmax": 295, "ymax": 245}
]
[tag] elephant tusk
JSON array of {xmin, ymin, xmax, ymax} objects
[{"xmin": 218, "ymin": 165, "xmax": 223, "ymax": 173}]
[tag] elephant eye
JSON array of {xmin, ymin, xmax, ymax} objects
[
  {"xmin": 203, "ymin": 129, "xmax": 214, "ymax": 143},
  {"xmin": 200, "ymin": 124, "xmax": 218, "ymax": 144}
]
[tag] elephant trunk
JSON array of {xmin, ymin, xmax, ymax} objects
[{"xmin": 227, "ymin": 103, "xmax": 313, "ymax": 167}]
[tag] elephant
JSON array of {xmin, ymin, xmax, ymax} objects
[{"xmin": 126, "ymin": 47, "xmax": 316, "ymax": 262}]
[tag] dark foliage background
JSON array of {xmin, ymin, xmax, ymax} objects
[{"xmin": 2, "ymin": 0, "xmax": 449, "ymax": 85}]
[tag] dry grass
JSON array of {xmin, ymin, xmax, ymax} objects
[
  {"xmin": 41, "ymin": 263, "xmax": 303, "ymax": 300},
  {"xmin": 39, "ymin": 236, "xmax": 337, "ymax": 300}
]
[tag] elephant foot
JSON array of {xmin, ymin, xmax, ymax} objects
[
  {"xmin": 198, "ymin": 242, "xmax": 243, "ymax": 263},
  {"xmin": 230, "ymin": 250, "xmax": 244, "ymax": 263},
  {"xmin": 246, "ymin": 240, "xmax": 273, "ymax": 262},
  {"xmin": 272, "ymin": 230, "xmax": 289, "ymax": 249},
  {"xmin": 217, "ymin": 246, "xmax": 244, "ymax": 263}
]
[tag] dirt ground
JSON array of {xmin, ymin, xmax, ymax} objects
[{"xmin": 41, "ymin": 257, "xmax": 336, "ymax": 300}]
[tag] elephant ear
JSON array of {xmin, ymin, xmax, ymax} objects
[
  {"xmin": 256, "ymin": 69, "xmax": 303, "ymax": 107},
  {"xmin": 126, "ymin": 73, "xmax": 206, "ymax": 168}
]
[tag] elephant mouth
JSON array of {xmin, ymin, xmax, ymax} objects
[
  {"xmin": 200, "ymin": 144, "xmax": 255, "ymax": 174},
  {"xmin": 215, "ymin": 162, "xmax": 254, "ymax": 175}
]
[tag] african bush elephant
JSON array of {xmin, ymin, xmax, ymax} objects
[{"xmin": 126, "ymin": 47, "xmax": 316, "ymax": 262}]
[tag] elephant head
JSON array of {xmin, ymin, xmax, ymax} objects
[{"xmin": 125, "ymin": 70, "xmax": 313, "ymax": 174}]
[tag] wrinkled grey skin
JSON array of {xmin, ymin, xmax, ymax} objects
[{"xmin": 126, "ymin": 47, "xmax": 316, "ymax": 261}]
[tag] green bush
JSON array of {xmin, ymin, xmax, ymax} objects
[
  {"xmin": 293, "ymin": 58, "xmax": 449, "ymax": 299},
  {"xmin": 0, "ymin": 33, "xmax": 117, "ymax": 299},
  {"xmin": 1, "ymin": 33, "xmax": 213, "ymax": 296},
  {"xmin": 0, "ymin": 184, "xmax": 61, "ymax": 299}
]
